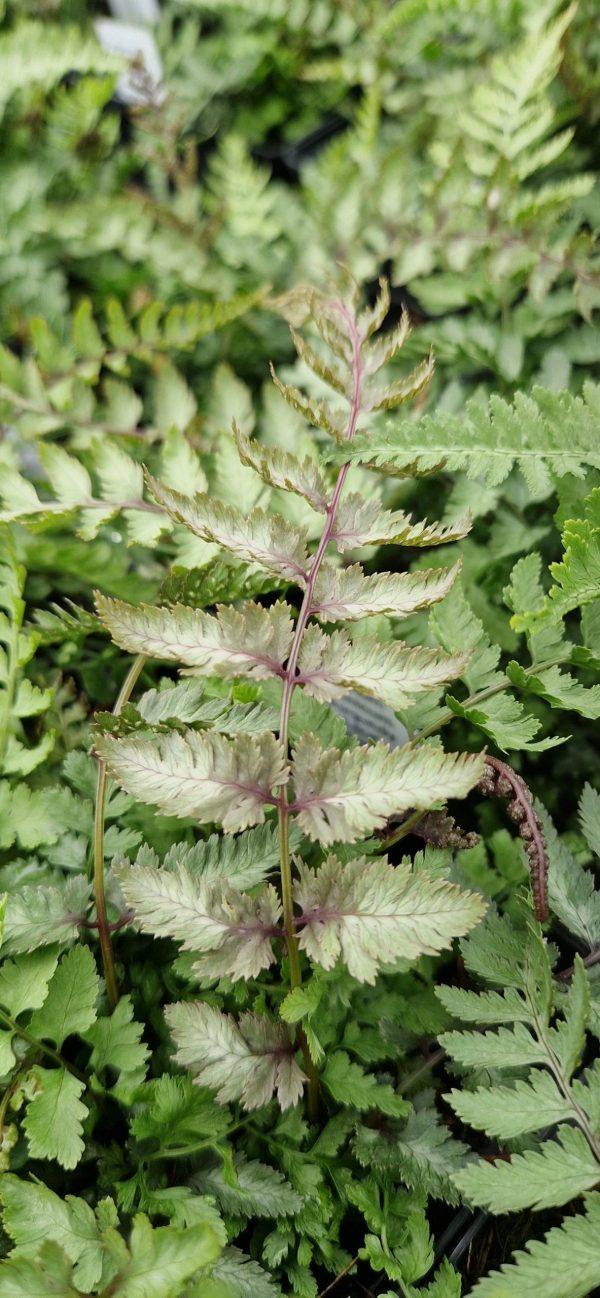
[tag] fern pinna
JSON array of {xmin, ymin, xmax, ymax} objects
[{"xmin": 92, "ymin": 277, "xmax": 486, "ymax": 1115}]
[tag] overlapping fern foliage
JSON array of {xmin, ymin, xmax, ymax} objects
[
  {"xmin": 0, "ymin": 272, "xmax": 599, "ymax": 1296},
  {"xmin": 0, "ymin": 1, "xmax": 600, "ymax": 1295}
]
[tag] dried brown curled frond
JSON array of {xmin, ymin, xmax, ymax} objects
[{"xmin": 478, "ymin": 755, "xmax": 548, "ymax": 922}]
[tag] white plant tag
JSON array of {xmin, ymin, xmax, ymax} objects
[
  {"xmin": 108, "ymin": 0, "xmax": 160, "ymax": 24},
  {"xmin": 94, "ymin": 18, "xmax": 165, "ymax": 106}
]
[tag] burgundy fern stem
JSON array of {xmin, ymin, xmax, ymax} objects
[
  {"xmin": 279, "ymin": 303, "xmax": 363, "ymax": 741},
  {"xmin": 276, "ymin": 302, "xmax": 364, "ymax": 1112}
]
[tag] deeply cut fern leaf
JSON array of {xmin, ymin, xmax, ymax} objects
[
  {"xmin": 94, "ymin": 729, "xmax": 288, "ymax": 832},
  {"xmin": 298, "ymin": 626, "xmax": 470, "ymax": 708},
  {"xmin": 119, "ymin": 865, "xmax": 281, "ymax": 981},
  {"xmin": 166, "ymin": 1003, "xmax": 305, "ymax": 1110},
  {"xmin": 294, "ymin": 855, "xmax": 486, "ymax": 982},
  {"xmin": 291, "ymin": 735, "xmax": 484, "ymax": 844},
  {"xmin": 147, "ymin": 475, "xmax": 309, "ymax": 580},
  {"xmin": 332, "ymin": 384, "xmax": 600, "ymax": 490},
  {"xmin": 312, "ymin": 560, "xmax": 462, "ymax": 621},
  {"xmin": 95, "ymin": 595, "xmax": 292, "ymax": 683}
]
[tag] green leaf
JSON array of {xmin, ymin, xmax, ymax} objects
[
  {"xmin": 469, "ymin": 1192, "xmax": 600, "ymax": 1298},
  {"xmin": 2, "ymin": 881, "xmax": 87, "ymax": 956},
  {"xmin": 408, "ymin": 1258, "xmax": 461, "ymax": 1298},
  {"xmin": 0, "ymin": 949, "xmax": 59, "ymax": 1020},
  {"xmin": 436, "ymin": 984, "xmax": 534, "ymax": 1026},
  {"xmin": 132, "ymin": 683, "xmax": 277, "ymax": 736},
  {"xmin": 322, "ymin": 1052, "xmax": 409, "ymax": 1117},
  {"xmin": 160, "ymin": 428, "xmax": 207, "ymax": 497},
  {"xmin": 159, "ymin": 558, "xmax": 285, "ymax": 609},
  {"xmin": 430, "ymin": 583, "xmax": 557, "ymax": 752},
  {"xmin": 154, "ymin": 362, "xmax": 196, "ymax": 434},
  {"xmin": 107, "ymin": 1214, "xmax": 223, "ymax": 1298},
  {"xmin": 579, "ymin": 783, "xmax": 600, "ymax": 858},
  {"xmin": 0, "ymin": 20, "xmax": 120, "ymax": 116},
  {"xmin": 454, "ymin": 1126, "xmax": 600, "ymax": 1213},
  {"xmin": 446, "ymin": 1071, "xmax": 573, "ymax": 1140},
  {"xmin": 23, "ymin": 1066, "xmax": 87, "ymax": 1169},
  {"xmin": 513, "ymin": 506, "xmax": 600, "ymax": 632},
  {"xmin": 29, "ymin": 946, "xmax": 99, "ymax": 1049},
  {"xmin": 194, "ymin": 1156, "xmax": 302, "ymax": 1218},
  {"xmin": 540, "ymin": 804, "xmax": 600, "ymax": 951},
  {"xmin": 332, "ymin": 384, "xmax": 600, "ymax": 489},
  {"xmin": 210, "ymin": 1247, "xmax": 282, "ymax": 1298},
  {"xmin": 130, "ymin": 1075, "xmax": 230, "ymax": 1150},
  {"xmin": 550, "ymin": 956, "xmax": 589, "ymax": 1077},
  {"xmin": 38, "ymin": 445, "xmax": 92, "ymax": 506},
  {"xmin": 353, "ymin": 1097, "xmax": 470, "ymax": 1203},
  {"xmin": 0, "ymin": 1176, "xmax": 106, "ymax": 1291},
  {"xmin": 0, "ymin": 778, "xmax": 64, "ymax": 851},
  {"xmin": 440, "ymin": 1023, "xmax": 547, "ymax": 1070},
  {"xmin": 505, "ymin": 660, "xmax": 600, "ymax": 720},
  {"xmin": 0, "ymin": 1242, "xmax": 80, "ymax": 1297},
  {"xmin": 83, "ymin": 994, "xmax": 149, "ymax": 1085},
  {"xmin": 279, "ymin": 981, "xmax": 323, "ymax": 1025}
]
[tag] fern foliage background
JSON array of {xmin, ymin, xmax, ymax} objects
[{"xmin": 0, "ymin": 2, "xmax": 599, "ymax": 1296}]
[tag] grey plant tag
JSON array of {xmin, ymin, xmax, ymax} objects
[{"xmin": 330, "ymin": 692, "xmax": 409, "ymax": 748}]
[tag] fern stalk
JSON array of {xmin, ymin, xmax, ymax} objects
[
  {"xmin": 0, "ymin": 557, "xmax": 22, "ymax": 771},
  {"xmin": 528, "ymin": 995, "xmax": 600, "ymax": 1164},
  {"xmin": 406, "ymin": 652, "xmax": 572, "ymax": 749},
  {"xmin": 93, "ymin": 653, "xmax": 147, "ymax": 1008},
  {"xmin": 0, "ymin": 1008, "xmax": 87, "ymax": 1085},
  {"xmin": 276, "ymin": 300, "xmax": 364, "ymax": 1116}
]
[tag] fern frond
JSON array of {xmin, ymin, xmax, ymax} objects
[
  {"xmin": 462, "ymin": 6, "xmax": 576, "ymax": 179},
  {"xmin": 469, "ymin": 1193, "xmax": 600, "ymax": 1298},
  {"xmin": 0, "ymin": 21, "xmax": 120, "ymax": 117},
  {"xmin": 269, "ymin": 366, "xmax": 347, "ymax": 443},
  {"xmin": 446, "ymin": 1072, "xmax": 573, "ymax": 1142},
  {"xmin": 297, "ymin": 625, "xmax": 470, "ymax": 709},
  {"xmin": 291, "ymin": 735, "xmax": 484, "ymax": 844},
  {"xmin": 513, "ymin": 498, "xmax": 600, "ymax": 632},
  {"xmin": 330, "ymin": 493, "xmax": 471, "ymax": 551},
  {"xmin": 147, "ymin": 476, "xmax": 309, "ymax": 580},
  {"xmin": 429, "ymin": 582, "xmax": 565, "ymax": 752},
  {"xmin": 332, "ymin": 384, "xmax": 600, "ymax": 490},
  {"xmin": 118, "ymin": 865, "xmax": 281, "ymax": 981},
  {"xmin": 95, "ymin": 595, "xmax": 292, "ymax": 683},
  {"xmin": 94, "ymin": 729, "xmax": 288, "ymax": 832},
  {"xmin": 234, "ymin": 427, "xmax": 330, "ymax": 513},
  {"xmin": 0, "ymin": 528, "xmax": 54, "ymax": 776},
  {"xmin": 165, "ymin": 1003, "xmax": 305, "ymax": 1110},
  {"xmin": 312, "ymin": 559, "xmax": 462, "ymax": 621},
  {"xmin": 440, "ymin": 913, "xmax": 600, "ymax": 1238},
  {"xmin": 454, "ymin": 1125, "xmax": 600, "ymax": 1213},
  {"xmin": 294, "ymin": 855, "xmax": 485, "ymax": 983}
]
